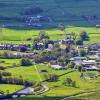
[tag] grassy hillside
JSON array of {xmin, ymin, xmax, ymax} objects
[{"xmin": 0, "ymin": 0, "xmax": 100, "ymax": 29}]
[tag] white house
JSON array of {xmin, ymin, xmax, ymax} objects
[{"xmin": 51, "ymin": 65, "xmax": 65, "ymax": 70}]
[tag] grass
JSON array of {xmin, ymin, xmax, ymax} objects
[
  {"xmin": 0, "ymin": 27, "xmax": 100, "ymax": 44},
  {"xmin": 3, "ymin": 63, "xmax": 100, "ymax": 97},
  {"xmin": 12, "ymin": 96, "xmax": 60, "ymax": 100},
  {"xmin": 0, "ymin": 59, "xmax": 100, "ymax": 97},
  {"xmin": 11, "ymin": 70, "xmax": 100, "ymax": 100},
  {"xmin": 1, "ymin": 64, "xmax": 71, "ymax": 82},
  {"xmin": 70, "ymin": 91, "xmax": 100, "ymax": 100},
  {"xmin": 0, "ymin": 84, "xmax": 23, "ymax": 94},
  {"xmin": 42, "ymin": 71, "xmax": 100, "ymax": 97},
  {"xmin": 0, "ymin": 59, "xmax": 20, "ymax": 67},
  {"xmin": 12, "ymin": 91, "xmax": 100, "ymax": 100}
]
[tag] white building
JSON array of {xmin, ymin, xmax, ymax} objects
[{"xmin": 51, "ymin": 65, "xmax": 65, "ymax": 70}]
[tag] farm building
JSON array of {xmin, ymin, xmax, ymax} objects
[{"xmin": 51, "ymin": 65, "xmax": 65, "ymax": 70}]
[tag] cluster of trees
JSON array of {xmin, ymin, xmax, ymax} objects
[
  {"xmin": 20, "ymin": 58, "xmax": 32, "ymax": 66},
  {"xmin": 79, "ymin": 48, "xmax": 87, "ymax": 57},
  {"xmin": 67, "ymin": 61, "xmax": 84, "ymax": 73},
  {"xmin": 0, "ymin": 74, "xmax": 35, "ymax": 87},
  {"xmin": 20, "ymin": 46, "xmax": 27, "ymax": 52},
  {"xmin": 44, "ymin": 74, "xmax": 58, "ymax": 82},
  {"xmin": 80, "ymin": 31, "xmax": 89, "ymax": 41},
  {"xmin": 0, "ymin": 72, "xmax": 12, "ymax": 77},
  {"xmin": 76, "ymin": 31, "xmax": 89, "ymax": 45},
  {"xmin": 63, "ymin": 77, "xmax": 76, "ymax": 87},
  {"xmin": 77, "ymin": 31, "xmax": 89, "ymax": 44},
  {"xmin": 39, "ymin": 31, "xmax": 49, "ymax": 40},
  {"xmin": 0, "ymin": 52, "xmax": 21, "ymax": 59},
  {"xmin": 33, "ymin": 31, "xmax": 50, "ymax": 50},
  {"xmin": 32, "ymin": 41, "xmax": 72, "ymax": 66},
  {"xmin": 67, "ymin": 61, "xmax": 75, "ymax": 69},
  {"xmin": 58, "ymin": 24, "xmax": 89, "ymax": 45}
]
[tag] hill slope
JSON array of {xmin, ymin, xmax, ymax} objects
[{"xmin": 0, "ymin": 0, "xmax": 100, "ymax": 29}]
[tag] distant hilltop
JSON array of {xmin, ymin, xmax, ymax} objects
[{"xmin": 0, "ymin": 0, "xmax": 100, "ymax": 29}]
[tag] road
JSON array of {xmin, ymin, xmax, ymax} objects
[{"xmin": 1, "ymin": 84, "xmax": 49, "ymax": 100}]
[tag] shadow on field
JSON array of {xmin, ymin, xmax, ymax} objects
[{"xmin": 12, "ymin": 96, "xmax": 84, "ymax": 100}]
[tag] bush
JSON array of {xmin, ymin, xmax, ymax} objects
[
  {"xmin": 80, "ymin": 31, "xmax": 89, "ymax": 41},
  {"xmin": 0, "ymin": 66, "xmax": 6, "ymax": 70},
  {"xmin": 20, "ymin": 58, "xmax": 32, "ymax": 66},
  {"xmin": 72, "ymin": 81, "xmax": 76, "ymax": 87},
  {"xmin": 1, "ymin": 72, "xmax": 12, "ymax": 76},
  {"xmin": 48, "ymin": 74, "xmax": 58, "ymax": 82}
]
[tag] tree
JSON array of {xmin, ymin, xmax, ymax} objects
[
  {"xmin": 78, "ymin": 66, "xmax": 83, "ymax": 72},
  {"xmin": 44, "ymin": 74, "xmax": 49, "ymax": 80},
  {"xmin": 0, "ymin": 73, "xmax": 2, "ymax": 82},
  {"xmin": 72, "ymin": 81, "xmax": 76, "ymax": 87},
  {"xmin": 48, "ymin": 74, "xmax": 58, "ymax": 82},
  {"xmin": 20, "ymin": 46, "xmax": 27, "ymax": 52},
  {"xmin": 67, "ymin": 61, "xmax": 75, "ymax": 69},
  {"xmin": 57, "ymin": 57, "xmax": 64, "ymax": 66},
  {"xmin": 6, "ymin": 90, "xmax": 10, "ymax": 94},
  {"xmin": 80, "ymin": 31, "xmax": 89, "ymax": 41},
  {"xmin": 58, "ymin": 23, "xmax": 66, "ymax": 33},
  {"xmin": 79, "ymin": 49, "xmax": 87, "ymax": 57},
  {"xmin": 39, "ymin": 31, "xmax": 49, "ymax": 40},
  {"xmin": 3, "ymin": 52, "xmax": 9, "ymax": 58},
  {"xmin": 76, "ymin": 39, "xmax": 83, "ymax": 45},
  {"xmin": 80, "ymin": 73, "xmax": 84, "ymax": 78},
  {"xmin": 20, "ymin": 58, "xmax": 32, "ymax": 66},
  {"xmin": 66, "ymin": 78, "xmax": 72, "ymax": 86}
]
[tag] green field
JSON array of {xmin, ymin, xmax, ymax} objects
[
  {"xmin": 0, "ymin": 27, "xmax": 100, "ymax": 44},
  {"xmin": 10, "ymin": 71, "xmax": 100, "ymax": 100},
  {"xmin": 12, "ymin": 91, "xmax": 100, "ymax": 100},
  {"xmin": 0, "ymin": 1, "xmax": 100, "ymax": 99},
  {"xmin": 43, "ymin": 71, "xmax": 100, "ymax": 96},
  {"xmin": 1, "ymin": 61, "xmax": 100, "ymax": 97},
  {"xmin": 70, "ymin": 91, "xmax": 100, "ymax": 100},
  {"xmin": 0, "ymin": 26, "xmax": 100, "ymax": 99},
  {"xmin": 0, "ymin": 59, "xmax": 20, "ymax": 67},
  {"xmin": 2, "ymin": 63, "xmax": 71, "ymax": 82},
  {"xmin": 0, "ymin": 84, "xmax": 23, "ymax": 94}
]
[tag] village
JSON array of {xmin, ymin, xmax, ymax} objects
[
  {"xmin": 0, "ymin": 31, "xmax": 100, "ymax": 71},
  {"xmin": 0, "ymin": 0, "xmax": 100, "ymax": 100},
  {"xmin": 0, "ymin": 29, "xmax": 100, "ymax": 100}
]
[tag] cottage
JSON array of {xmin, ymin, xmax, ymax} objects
[
  {"xmin": 82, "ymin": 60, "xmax": 96, "ymax": 67},
  {"xmin": 85, "ymin": 66, "xmax": 97, "ymax": 71},
  {"xmin": 78, "ymin": 45, "xmax": 88, "ymax": 49},
  {"xmin": 96, "ymin": 62, "xmax": 100, "ymax": 69},
  {"xmin": 88, "ymin": 51, "xmax": 100, "ymax": 55},
  {"xmin": 70, "ymin": 57, "xmax": 87, "ymax": 61},
  {"xmin": 70, "ymin": 57, "xmax": 87, "ymax": 66},
  {"xmin": 96, "ymin": 53, "xmax": 100, "ymax": 59},
  {"xmin": 51, "ymin": 65, "xmax": 65, "ymax": 70},
  {"xmin": 59, "ymin": 39, "xmax": 74, "ymax": 45},
  {"xmin": 0, "ymin": 44, "xmax": 29, "ymax": 51},
  {"xmin": 34, "ymin": 42, "xmax": 44, "ymax": 50},
  {"xmin": 45, "ymin": 40, "xmax": 54, "ymax": 50},
  {"xmin": 50, "ymin": 60, "xmax": 57, "ymax": 65}
]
